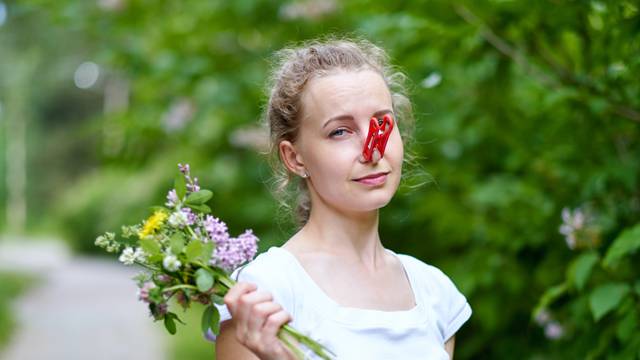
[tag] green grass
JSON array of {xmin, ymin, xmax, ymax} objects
[
  {"xmin": 0, "ymin": 271, "xmax": 39, "ymax": 351},
  {"xmin": 168, "ymin": 302, "xmax": 216, "ymax": 360}
]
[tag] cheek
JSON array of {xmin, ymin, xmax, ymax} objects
[{"xmin": 308, "ymin": 142, "xmax": 356, "ymax": 177}]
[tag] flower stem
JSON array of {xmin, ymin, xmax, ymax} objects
[
  {"xmin": 134, "ymin": 261, "xmax": 160, "ymax": 272},
  {"xmin": 163, "ymin": 284, "xmax": 198, "ymax": 292}
]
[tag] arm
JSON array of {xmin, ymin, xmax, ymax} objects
[{"xmin": 444, "ymin": 335, "xmax": 455, "ymax": 359}]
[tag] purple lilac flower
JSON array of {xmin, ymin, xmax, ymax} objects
[
  {"xmin": 180, "ymin": 207, "xmax": 197, "ymax": 226},
  {"xmin": 211, "ymin": 229, "xmax": 259, "ymax": 272},
  {"xmin": 165, "ymin": 189, "xmax": 179, "ymax": 208},
  {"xmin": 203, "ymin": 215, "xmax": 230, "ymax": 243},
  {"xmin": 186, "ymin": 176, "xmax": 200, "ymax": 192},
  {"xmin": 178, "ymin": 163, "xmax": 190, "ymax": 175},
  {"xmin": 177, "ymin": 163, "xmax": 200, "ymax": 192}
]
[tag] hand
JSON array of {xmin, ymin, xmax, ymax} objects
[{"xmin": 224, "ymin": 282, "xmax": 297, "ymax": 360}]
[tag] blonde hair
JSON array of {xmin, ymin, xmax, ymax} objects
[{"xmin": 264, "ymin": 37, "xmax": 417, "ymax": 227}]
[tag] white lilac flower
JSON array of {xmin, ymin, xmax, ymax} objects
[
  {"xmin": 121, "ymin": 225, "xmax": 140, "ymax": 239},
  {"xmin": 168, "ymin": 210, "xmax": 189, "ymax": 228},
  {"xmin": 163, "ymin": 254, "xmax": 182, "ymax": 272},
  {"xmin": 119, "ymin": 247, "xmax": 137, "ymax": 265},
  {"xmin": 118, "ymin": 247, "xmax": 145, "ymax": 265},
  {"xmin": 95, "ymin": 232, "xmax": 120, "ymax": 253}
]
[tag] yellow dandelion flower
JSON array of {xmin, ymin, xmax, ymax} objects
[{"xmin": 138, "ymin": 210, "xmax": 168, "ymax": 239}]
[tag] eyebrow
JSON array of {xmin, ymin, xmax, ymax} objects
[{"xmin": 322, "ymin": 109, "xmax": 394, "ymax": 129}]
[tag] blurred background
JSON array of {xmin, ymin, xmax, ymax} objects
[{"xmin": 0, "ymin": 0, "xmax": 639, "ymax": 359}]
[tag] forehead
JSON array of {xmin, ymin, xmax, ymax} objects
[{"xmin": 300, "ymin": 69, "xmax": 391, "ymax": 122}]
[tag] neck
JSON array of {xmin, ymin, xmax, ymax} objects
[{"xmin": 293, "ymin": 194, "xmax": 386, "ymax": 270}]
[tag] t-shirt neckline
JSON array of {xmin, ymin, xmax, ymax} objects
[{"xmin": 268, "ymin": 246, "xmax": 427, "ymax": 327}]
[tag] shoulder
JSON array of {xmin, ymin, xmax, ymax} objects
[
  {"xmin": 394, "ymin": 252, "xmax": 472, "ymax": 342},
  {"xmin": 230, "ymin": 247, "xmax": 293, "ymax": 292},
  {"xmin": 395, "ymin": 253, "xmax": 457, "ymax": 294}
]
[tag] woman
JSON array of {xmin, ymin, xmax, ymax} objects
[{"xmin": 213, "ymin": 38, "xmax": 472, "ymax": 359}]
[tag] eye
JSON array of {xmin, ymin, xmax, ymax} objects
[{"xmin": 329, "ymin": 128, "xmax": 350, "ymax": 138}]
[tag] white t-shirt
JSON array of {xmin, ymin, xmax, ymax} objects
[{"xmin": 209, "ymin": 246, "xmax": 472, "ymax": 360}]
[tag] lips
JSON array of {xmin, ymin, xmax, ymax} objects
[{"xmin": 353, "ymin": 172, "xmax": 390, "ymax": 181}]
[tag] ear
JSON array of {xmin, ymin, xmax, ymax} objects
[{"xmin": 279, "ymin": 140, "xmax": 306, "ymax": 176}]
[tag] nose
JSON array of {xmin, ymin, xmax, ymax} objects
[
  {"xmin": 358, "ymin": 148, "xmax": 381, "ymax": 164},
  {"xmin": 359, "ymin": 115, "xmax": 393, "ymax": 164}
]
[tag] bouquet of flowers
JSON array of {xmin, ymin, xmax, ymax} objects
[{"xmin": 95, "ymin": 163, "xmax": 334, "ymax": 360}]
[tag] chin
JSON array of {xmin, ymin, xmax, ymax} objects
[{"xmin": 346, "ymin": 193, "xmax": 395, "ymax": 212}]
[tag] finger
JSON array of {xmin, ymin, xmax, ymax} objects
[
  {"xmin": 224, "ymin": 282, "xmax": 256, "ymax": 313},
  {"xmin": 247, "ymin": 301, "xmax": 282, "ymax": 334},
  {"xmin": 262, "ymin": 309, "xmax": 292, "ymax": 338},
  {"xmin": 236, "ymin": 290, "xmax": 273, "ymax": 324}
]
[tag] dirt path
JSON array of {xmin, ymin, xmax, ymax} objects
[{"xmin": 0, "ymin": 238, "xmax": 167, "ymax": 360}]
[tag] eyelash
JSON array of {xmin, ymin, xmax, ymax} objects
[
  {"xmin": 328, "ymin": 116, "xmax": 388, "ymax": 138},
  {"xmin": 329, "ymin": 128, "xmax": 351, "ymax": 138}
]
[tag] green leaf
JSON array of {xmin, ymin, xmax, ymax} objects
[
  {"xmin": 616, "ymin": 308, "xmax": 638, "ymax": 342},
  {"xmin": 175, "ymin": 173, "xmax": 187, "ymax": 200},
  {"xmin": 567, "ymin": 252, "xmax": 599, "ymax": 291},
  {"xmin": 210, "ymin": 305, "xmax": 220, "ymax": 335},
  {"xmin": 195, "ymin": 268, "xmax": 214, "ymax": 292},
  {"xmin": 532, "ymin": 283, "xmax": 567, "ymax": 320},
  {"xmin": 173, "ymin": 313, "xmax": 186, "ymax": 325},
  {"xmin": 603, "ymin": 224, "xmax": 640, "ymax": 268},
  {"xmin": 139, "ymin": 237, "xmax": 161, "ymax": 257},
  {"xmin": 170, "ymin": 232, "xmax": 185, "ymax": 255},
  {"xmin": 164, "ymin": 313, "xmax": 177, "ymax": 335},
  {"xmin": 186, "ymin": 203, "xmax": 212, "ymax": 214},
  {"xmin": 185, "ymin": 240, "xmax": 204, "ymax": 263},
  {"xmin": 198, "ymin": 242, "xmax": 214, "ymax": 263},
  {"xmin": 185, "ymin": 189, "xmax": 213, "ymax": 205},
  {"xmin": 201, "ymin": 305, "xmax": 220, "ymax": 335},
  {"xmin": 211, "ymin": 294, "xmax": 225, "ymax": 305},
  {"xmin": 589, "ymin": 283, "xmax": 630, "ymax": 321},
  {"xmin": 201, "ymin": 306, "xmax": 214, "ymax": 335}
]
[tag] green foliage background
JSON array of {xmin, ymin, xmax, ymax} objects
[{"xmin": 1, "ymin": 0, "xmax": 639, "ymax": 358}]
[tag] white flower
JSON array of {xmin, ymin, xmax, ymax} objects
[
  {"xmin": 118, "ymin": 247, "xmax": 145, "ymax": 265},
  {"xmin": 559, "ymin": 206, "xmax": 593, "ymax": 250},
  {"xmin": 168, "ymin": 210, "xmax": 188, "ymax": 228},
  {"xmin": 119, "ymin": 247, "xmax": 136, "ymax": 265},
  {"xmin": 163, "ymin": 254, "xmax": 182, "ymax": 272},
  {"xmin": 544, "ymin": 321, "xmax": 564, "ymax": 340}
]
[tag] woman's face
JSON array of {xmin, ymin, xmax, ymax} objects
[{"xmin": 292, "ymin": 69, "xmax": 404, "ymax": 213}]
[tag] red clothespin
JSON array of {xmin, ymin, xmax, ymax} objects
[{"xmin": 361, "ymin": 114, "xmax": 394, "ymax": 162}]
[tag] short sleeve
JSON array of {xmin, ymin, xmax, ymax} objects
[
  {"xmin": 205, "ymin": 252, "xmax": 294, "ymax": 342},
  {"xmin": 401, "ymin": 255, "xmax": 472, "ymax": 343},
  {"xmin": 424, "ymin": 264, "xmax": 472, "ymax": 342}
]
